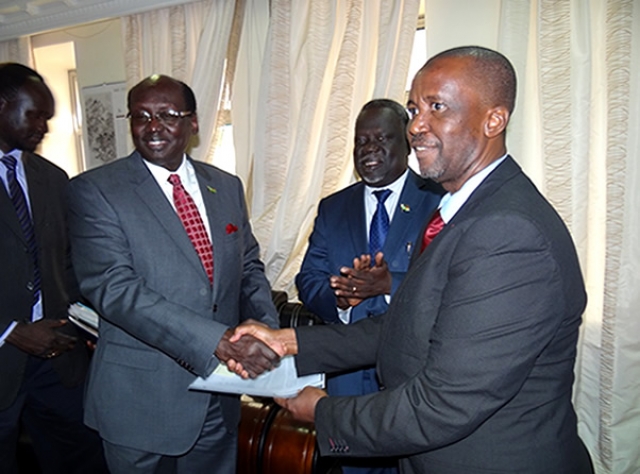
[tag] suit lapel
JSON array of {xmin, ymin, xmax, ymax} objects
[
  {"xmin": 191, "ymin": 160, "xmax": 222, "ymax": 296},
  {"xmin": 384, "ymin": 171, "xmax": 432, "ymax": 259},
  {"xmin": 411, "ymin": 156, "xmax": 521, "ymax": 265},
  {"xmin": 346, "ymin": 183, "xmax": 368, "ymax": 253},
  {"xmin": 129, "ymin": 153, "xmax": 207, "ymax": 280},
  {"xmin": 23, "ymin": 152, "xmax": 49, "ymax": 241}
]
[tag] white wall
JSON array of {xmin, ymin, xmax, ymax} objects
[{"xmin": 31, "ymin": 19, "xmax": 127, "ymax": 177}]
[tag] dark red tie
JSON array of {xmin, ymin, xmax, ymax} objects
[
  {"xmin": 420, "ymin": 209, "xmax": 445, "ymax": 253},
  {"xmin": 168, "ymin": 174, "xmax": 214, "ymax": 284}
]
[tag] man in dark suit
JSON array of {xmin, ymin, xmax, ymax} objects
[
  {"xmin": 232, "ymin": 46, "xmax": 593, "ymax": 473},
  {"xmin": 0, "ymin": 63, "xmax": 106, "ymax": 473},
  {"xmin": 296, "ymin": 99, "xmax": 442, "ymax": 474},
  {"xmin": 69, "ymin": 75, "xmax": 280, "ymax": 474}
]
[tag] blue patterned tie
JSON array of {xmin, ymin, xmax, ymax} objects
[
  {"xmin": 2, "ymin": 154, "xmax": 41, "ymax": 304},
  {"xmin": 369, "ymin": 189, "xmax": 392, "ymax": 257}
]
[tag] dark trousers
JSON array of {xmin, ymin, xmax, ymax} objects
[{"xmin": 0, "ymin": 356, "xmax": 107, "ymax": 474}]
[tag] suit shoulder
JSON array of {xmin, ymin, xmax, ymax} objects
[
  {"xmin": 70, "ymin": 154, "xmax": 141, "ymax": 188},
  {"xmin": 26, "ymin": 153, "xmax": 69, "ymax": 181},
  {"xmin": 191, "ymin": 159, "xmax": 242, "ymax": 186},
  {"xmin": 319, "ymin": 181, "xmax": 363, "ymax": 207}
]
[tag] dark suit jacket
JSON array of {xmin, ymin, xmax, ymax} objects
[
  {"xmin": 0, "ymin": 152, "xmax": 86, "ymax": 411},
  {"xmin": 295, "ymin": 157, "xmax": 592, "ymax": 473},
  {"xmin": 296, "ymin": 170, "xmax": 442, "ymax": 396},
  {"xmin": 68, "ymin": 152, "xmax": 278, "ymax": 455}
]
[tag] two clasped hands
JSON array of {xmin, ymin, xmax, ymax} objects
[{"xmin": 221, "ymin": 252, "xmax": 391, "ymax": 423}]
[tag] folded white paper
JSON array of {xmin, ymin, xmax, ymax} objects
[
  {"xmin": 189, "ymin": 355, "xmax": 324, "ymax": 398},
  {"xmin": 68, "ymin": 302, "xmax": 100, "ymax": 337}
]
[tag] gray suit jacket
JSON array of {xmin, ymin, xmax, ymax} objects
[
  {"xmin": 69, "ymin": 152, "xmax": 278, "ymax": 455},
  {"xmin": 295, "ymin": 157, "xmax": 592, "ymax": 473}
]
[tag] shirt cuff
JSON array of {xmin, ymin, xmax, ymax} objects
[
  {"xmin": 0, "ymin": 321, "xmax": 19, "ymax": 347},
  {"xmin": 337, "ymin": 306, "xmax": 352, "ymax": 324}
]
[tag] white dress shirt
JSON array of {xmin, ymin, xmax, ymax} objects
[{"xmin": 143, "ymin": 155, "xmax": 212, "ymax": 237}]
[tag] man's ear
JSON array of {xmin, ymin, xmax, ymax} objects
[
  {"xmin": 190, "ymin": 113, "xmax": 199, "ymax": 135},
  {"xmin": 484, "ymin": 106, "xmax": 510, "ymax": 138}
]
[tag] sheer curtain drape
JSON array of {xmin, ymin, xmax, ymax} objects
[
  {"xmin": 237, "ymin": 0, "xmax": 420, "ymax": 293},
  {"xmin": 120, "ymin": 0, "xmax": 240, "ymax": 168},
  {"xmin": 495, "ymin": 2, "xmax": 639, "ymax": 473},
  {"xmin": 0, "ymin": 37, "xmax": 33, "ymax": 66}
]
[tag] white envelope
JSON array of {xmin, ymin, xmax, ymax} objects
[{"xmin": 189, "ymin": 355, "xmax": 324, "ymax": 398}]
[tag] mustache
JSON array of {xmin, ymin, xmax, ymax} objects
[
  {"xmin": 357, "ymin": 151, "xmax": 383, "ymax": 162},
  {"xmin": 410, "ymin": 133, "xmax": 437, "ymax": 148}
]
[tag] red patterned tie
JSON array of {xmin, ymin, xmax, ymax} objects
[
  {"xmin": 420, "ymin": 209, "xmax": 445, "ymax": 253},
  {"xmin": 168, "ymin": 174, "xmax": 213, "ymax": 284}
]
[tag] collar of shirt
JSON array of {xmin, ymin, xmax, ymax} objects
[
  {"xmin": 142, "ymin": 154, "xmax": 211, "ymax": 237},
  {"xmin": 364, "ymin": 168, "xmax": 409, "ymax": 226},
  {"xmin": 439, "ymin": 155, "xmax": 507, "ymax": 224}
]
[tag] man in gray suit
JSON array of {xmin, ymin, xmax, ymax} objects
[
  {"xmin": 232, "ymin": 47, "xmax": 593, "ymax": 473},
  {"xmin": 69, "ymin": 75, "xmax": 280, "ymax": 474}
]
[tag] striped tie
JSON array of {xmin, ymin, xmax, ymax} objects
[{"xmin": 2, "ymin": 154, "xmax": 41, "ymax": 304}]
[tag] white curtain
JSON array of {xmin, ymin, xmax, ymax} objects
[
  {"xmin": 120, "ymin": 0, "xmax": 238, "ymax": 167},
  {"xmin": 238, "ymin": 0, "xmax": 421, "ymax": 294},
  {"xmin": 0, "ymin": 37, "xmax": 33, "ymax": 66},
  {"xmin": 427, "ymin": 0, "xmax": 640, "ymax": 472}
]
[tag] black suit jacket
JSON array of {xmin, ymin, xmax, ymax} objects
[
  {"xmin": 0, "ymin": 152, "xmax": 87, "ymax": 411},
  {"xmin": 295, "ymin": 157, "xmax": 592, "ymax": 473}
]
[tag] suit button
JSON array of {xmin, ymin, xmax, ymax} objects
[
  {"xmin": 213, "ymin": 304, "xmax": 218, "ymax": 312},
  {"xmin": 26, "ymin": 282, "xmax": 34, "ymax": 291},
  {"xmin": 199, "ymin": 288, "xmax": 207, "ymax": 296}
]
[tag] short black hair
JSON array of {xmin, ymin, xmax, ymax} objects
[
  {"xmin": 358, "ymin": 98, "xmax": 409, "ymax": 128},
  {"xmin": 0, "ymin": 63, "xmax": 44, "ymax": 102},
  {"xmin": 127, "ymin": 75, "xmax": 197, "ymax": 113},
  {"xmin": 428, "ymin": 46, "xmax": 517, "ymax": 114}
]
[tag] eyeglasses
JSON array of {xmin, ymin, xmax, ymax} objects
[{"xmin": 127, "ymin": 110, "xmax": 194, "ymax": 127}]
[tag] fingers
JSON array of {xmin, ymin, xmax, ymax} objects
[
  {"xmin": 216, "ymin": 331, "xmax": 281, "ymax": 379},
  {"xmin": 273, "ymin": 387, "xmax": 327, "ymax": 423},
  {"xmin": 6, "ymin": 320, "xmax": 77, "ymax": 356},
  {"xmin": 231, "ymin": 325, "xmax": 289, "ymax": 357},
  {"xmin": 226, "ymin": 359, "xmax": 250, "ymax": 379}
]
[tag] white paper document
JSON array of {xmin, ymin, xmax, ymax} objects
[
  {"xmin": 68, "ymin": 302, "xmax": 100, "ymax": 337},
  {"xmin": 189, "ymin": 355, "xmax": 324, "ymax": 398}
]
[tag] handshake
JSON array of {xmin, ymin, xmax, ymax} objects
[
  {"xmin": 213, "ymin": 321, "xmax": 298, "ymax": 379},
  {"xmin": 213, "ymin": 321, "xmax": 326, "ymax": 422}
]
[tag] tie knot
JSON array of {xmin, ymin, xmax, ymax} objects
[
  {"xmin": 1, "ymin": 154, "xmax": 17, "ymax": 170},
  {"xmin": 168, "ymin": 174, "xmax": 182, "ymax": 186},
  {"xmin": 373, "ymin": 189, "xmax": 391, "ymax": 204}
]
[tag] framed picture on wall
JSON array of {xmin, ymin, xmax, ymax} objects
[{"xmin": 81, "ymin": 81, "xmax": 129, "ymax": 171}]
